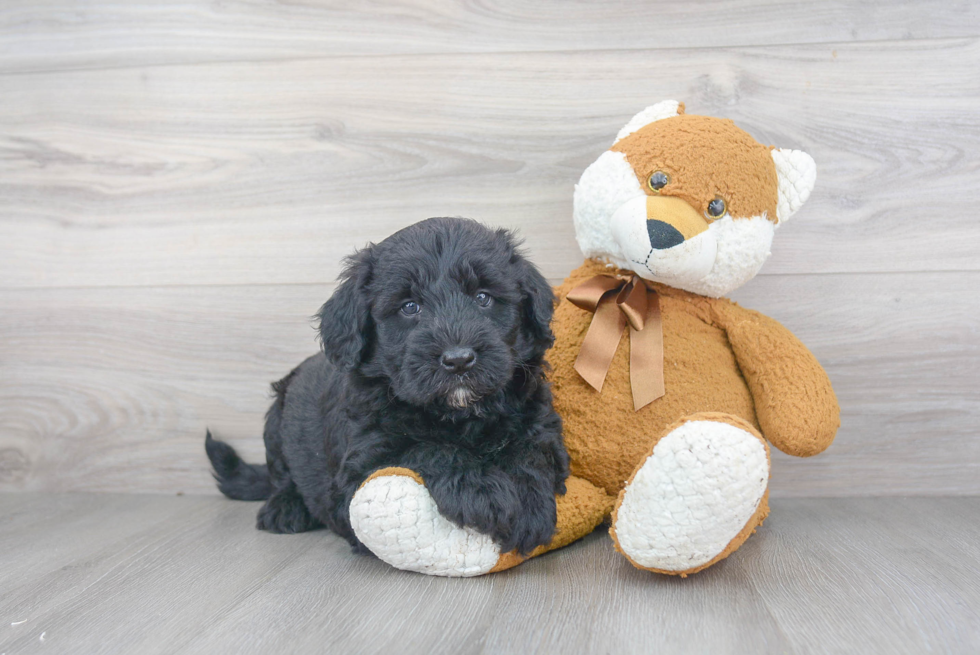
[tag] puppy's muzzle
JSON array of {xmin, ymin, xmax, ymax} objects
[{"xmin": 440, "ymin": 347, "xmax": 476, "ymax": 374}]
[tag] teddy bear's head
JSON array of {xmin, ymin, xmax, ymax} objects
[{"xmin": 573, "ymin": 100, "xmax": 816, "ymax": 297}]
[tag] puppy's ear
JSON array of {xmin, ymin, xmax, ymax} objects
[
  {"xmin": 503, "ymin": 231, "xmax": 555, "ymax": 361},
  {"xmin": 317, "ymin": 247, "xmax": 375, "ymax": 370}
]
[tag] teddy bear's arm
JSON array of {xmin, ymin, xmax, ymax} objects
[
  {"xmin": 719, "ymin": 303, "xmax": 840, "ymax": 457},
  {"xmin": 350, "ymin": 468, "xmax": 614, "ymax": 576}
]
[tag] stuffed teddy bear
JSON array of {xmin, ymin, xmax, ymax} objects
[{"xmin": 347, "ymin": 101, "xmax": 840, "ymax": 576}]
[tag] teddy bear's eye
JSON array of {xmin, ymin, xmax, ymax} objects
[
  {"xmin": 647, "ymin": 171, "xmax": 670, "ymax": 192},
  {"xmin": 706, "ymin": 197, "xmax": 727, "ymax": 219}
]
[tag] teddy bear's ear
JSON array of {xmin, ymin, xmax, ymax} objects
[
  {"xmin": 614, "ymin": 100, "xmax": 685, "ymax": 144},
  {"xmin": 771, "ymin": 148, "xmax": 817, "ymax": 223}
]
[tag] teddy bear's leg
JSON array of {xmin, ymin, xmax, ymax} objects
[
  {"xmin": 609, "ymin": 412, "xmax": 771, "ymax": 576},
  {"xmin": 349, "ymin": 467, "xmax": 613, "ymax": 577}
]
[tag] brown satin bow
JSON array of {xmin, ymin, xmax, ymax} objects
[{"xmin": 567, "ymin": 274, "xmax": 665, "ymax": 411}]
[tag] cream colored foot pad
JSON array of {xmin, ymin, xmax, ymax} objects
[
  {"xmin": 349, "ymin": 474, "xmax": 500, "ymax": 577},
  {"xmin": 614, "ymin": 420, "xmax": 769, "ymax": 571}
]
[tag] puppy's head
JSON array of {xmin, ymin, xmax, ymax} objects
[{"xmin": 317, "ymin": 218, "xmax": 554, "ymax": 413}]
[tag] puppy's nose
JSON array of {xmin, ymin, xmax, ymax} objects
[{"xmin": 440, "ymin": 347, "xmax": 476, "ymax": 373}]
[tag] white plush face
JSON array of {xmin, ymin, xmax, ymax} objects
[{"xmin": 573, "ymin": 101, "xmax": 815, "ymax": 298}]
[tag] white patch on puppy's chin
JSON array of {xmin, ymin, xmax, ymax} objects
[{"xmin": 448, "ymin": 387, "xmax": 474, "ymax": 409}]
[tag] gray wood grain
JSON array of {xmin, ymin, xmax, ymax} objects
[
  {"xmin": 2, "ymin": 38, "xmax": 979, "ymax": 289},
  {"xmin": 2, "ymin": 1, "xmax": 978, "ymax": 74},
  {"xmin": 1, "ymin": 493, "xmax": 977, "ymax": 654},
  {"xmin": 1, "ymin": 271, "xmax": 977, "ymax": 496}
]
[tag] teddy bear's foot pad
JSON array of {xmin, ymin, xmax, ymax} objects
[
  {"xmin": 349, "ymin": 469, "xmax": 501, "ymax": 577},
  {"xmin": 611, "ymin": 417, "xmax": 770, "ymax": 574}
]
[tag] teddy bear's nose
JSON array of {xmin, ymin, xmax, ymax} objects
[{"xmin": 646, "ymin": 220, "xmax": 686, "ymax": 250}]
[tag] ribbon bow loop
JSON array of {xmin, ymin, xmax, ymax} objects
[{"xmin": 567, "ymin": 274, "xmax": 665, "ymax": 411}]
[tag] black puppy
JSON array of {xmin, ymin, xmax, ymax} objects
[{"xmin": 206, "ymin": 217, "xmax": 569, "ymax": 555}]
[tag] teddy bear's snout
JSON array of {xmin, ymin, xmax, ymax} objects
[
  {"xmin": 646, "ymin": 220, "xmax": 685, "ymax": 250},
  {"xmin": 644, "ymin": 195, "xmax": 709, "ymax": 250}
]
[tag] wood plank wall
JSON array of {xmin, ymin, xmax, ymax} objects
[{"xmin": 1, "ymin": 1, "xmax": 978, "ymax": 495}]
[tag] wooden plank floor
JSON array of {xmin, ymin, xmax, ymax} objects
[{"xmin": 1, "ymin": 494, "xmax": 978, "ymax": 654}]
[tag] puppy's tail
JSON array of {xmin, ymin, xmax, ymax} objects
[{"xmin": 205, "ymin": 430, "xmax": 272, "ymax": 501}]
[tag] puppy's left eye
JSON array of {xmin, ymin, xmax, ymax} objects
[
  {"xmin": 400, "ymin": 300, "xmax": 421, "ymax": 316},
  {"xmin": 474, "ymin": 292, "xmax": 493, "ymax": 307}
]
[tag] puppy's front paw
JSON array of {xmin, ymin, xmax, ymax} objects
[
  {"xmin": 443, "ymin": 478, "xmax": 557, "ymax": 556},
  {"xmin": 492, "ymin": 490, "xmax": 557, "ymax": 556},
  {"xmin": 349, "ymin": 468, "xmax": 502, "ymax": 577}
]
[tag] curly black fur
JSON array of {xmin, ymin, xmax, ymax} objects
[{"xmin": 206, "ymin": 218, "xmax": 569, "ymax": 555}]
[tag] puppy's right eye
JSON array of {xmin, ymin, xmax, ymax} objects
[{"xmin": 400, "ymin": 301, "xmax": 420, "ymax": 316}]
